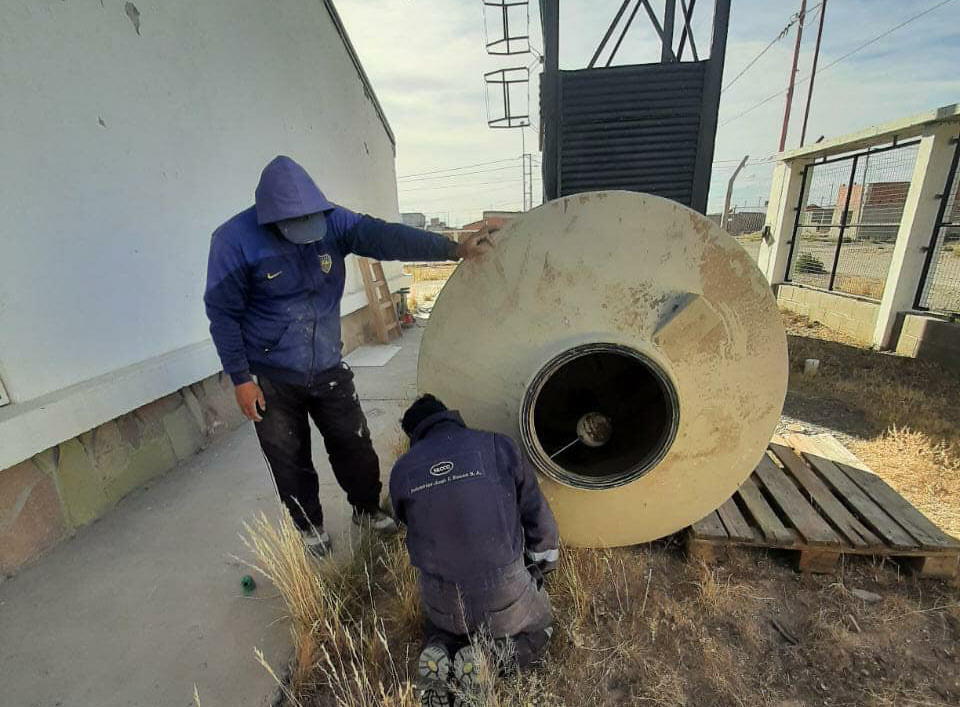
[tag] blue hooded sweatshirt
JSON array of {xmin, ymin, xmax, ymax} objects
[{"xmin": 204, "ymin": 156, "xmax": 459, "ymax": 386}]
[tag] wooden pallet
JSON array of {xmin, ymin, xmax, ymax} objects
[
  {"xmin": 357, "ymin": 258, "xmax": 402, "ymax": 344},
  {"xmin": 688, "ymin": 434, "xmax": 960, "ymax": 578}
]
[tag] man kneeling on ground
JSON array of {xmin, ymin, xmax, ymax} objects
[{"xmin": 390, "ymin": 395, "xmax": 560, "ymax": 706}]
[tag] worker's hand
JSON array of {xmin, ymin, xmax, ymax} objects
[
  {"xmin": 457, "ymin": 226, "xmax": 497, "ymax": 261},
  {"xmin": 235, "ymin": 381, "xmax": 266, "ymax": 422}
]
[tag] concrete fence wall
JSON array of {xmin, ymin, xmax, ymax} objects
[
  {"xmin": 759, "ymin": 105, "xmax": 960, "ymax": 363},
  {"xmin": 777, "ymin": 285, "xmax": 880, "ymax": 345}
]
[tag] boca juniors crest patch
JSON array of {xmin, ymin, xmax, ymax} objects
[{"xmin": 318, "ymin": 254, "xmax": 333, "ymax": 274}]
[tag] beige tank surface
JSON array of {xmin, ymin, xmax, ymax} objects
[{"xmin": 418, "ymin": 191, "xmax": 788, "ymax": 547}]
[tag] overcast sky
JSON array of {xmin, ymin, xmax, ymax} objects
[{"xmin": 337, "ymin": 0, "xmax": 959, "ymax": 226}]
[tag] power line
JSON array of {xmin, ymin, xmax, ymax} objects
[
  {"xmin": 399, "ymin": 179, "xmax": 524, "ymax": 193},
  {"xmin": 397, "ymin": 157, "xmax": 518, "ymax": 180},
  {"xmin": 397, "ymin": 164, "xmax": 520, "ymax": 183},
  {"xmin": 719, "ymin": 0, "xmax": 956, "ymax": 128},
  {"xmin": 722, "ymin": 2, "xmax": 822, "ymax": 94},
  {"xmin": 400, "ymin": 182, "xmax": 522, "ymax": 205}
]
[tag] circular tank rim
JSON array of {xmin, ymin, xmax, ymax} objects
[{"xmin": 518, "ymin": 341, "xmax": 681, "ymax": 491}]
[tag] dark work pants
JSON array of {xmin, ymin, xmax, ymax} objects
[{"xmin": 254, "ymin": 366, "xmax": 381, "ymax": 531}]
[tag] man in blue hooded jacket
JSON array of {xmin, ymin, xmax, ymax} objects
[
  {"xmin": 204, "ymin": 156, "xmax": 492, "ymax": 556},
  {"xmin": 391, "ymin": 394, "xmax": 559, "ymax": 705}
]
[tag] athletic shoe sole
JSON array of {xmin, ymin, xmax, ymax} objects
[
  {"xmin": 450, "ymin": 645, "xmax": 480, "ymax": 707},
  {"xmin": 417, "ymin": 644, "xmax": 452, "ymax": 707}
]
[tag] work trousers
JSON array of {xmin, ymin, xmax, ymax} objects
[
  {"xmin": 420, "ymin": 559, "xmax": 554, "ymax": 670},
  {"xmin": 254, "ymin": 365, "xmax": 381, "ymax": 531}
]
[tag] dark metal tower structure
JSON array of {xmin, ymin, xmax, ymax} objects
[{"xmin": 539, "ymin": 0, "xmax": 731, "ymax": 213}]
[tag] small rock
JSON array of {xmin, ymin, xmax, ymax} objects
[
  {"xmin": 786, "ymin": 423, "xmax": 807, "ymax": 433},
  {"xmin": 850, "ymin": 588, "xmax": 882, "ymax": 603}
]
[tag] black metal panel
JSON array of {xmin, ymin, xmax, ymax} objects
[{"xmin": 556, "ymin": 62, "xmax": 705, "ymax": 205}]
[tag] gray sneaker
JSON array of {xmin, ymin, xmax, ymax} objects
[
  {"xmin": 352, "ymin": 508, "xmax": 398, "ymax": 534},
  {"xmin": 417, "ymin": 642, "xmax": 452, "ymax": 707},
  {"xmin": 301, "ymin": 529, "xmax": 332, "ymax": 558}
]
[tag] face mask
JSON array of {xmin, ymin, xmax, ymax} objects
[{"xmin": 275, "ymin": 211, "xmax": 328, "ymax": 244}]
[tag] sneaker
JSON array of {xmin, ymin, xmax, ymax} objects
[
  {"xmin": 301, "ymin": 529, "xmax": 332, "ymax": 558},
  {"xmin": 450, "ymin": 645, "xmax": 480, "ymax": 707},
  {"xmin": 352, "ymin": 508, "xmax": 398, "ymax": 534},
  {"xmin": 417, "ymin": 642, "xmax": 452, "ymax": 707}
]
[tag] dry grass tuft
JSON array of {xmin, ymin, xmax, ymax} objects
[
  {"xmin": 241, "ymin": 512, "xmax": 420, "ymax": 706},
  {"xmin": 781, "ymin": 310, "xmax": 960, "ymax": 535},
  {"xmin": 832, "ymin": 275, "xmax": 886, "ymax": 300},
  {"xmin": 403, "ymin": 264, "xmax": 458, "ymax": 283},
  {"xmin": 230, "ymin": 317, "xmax": 960, "ymax": 705},
  {"xmin": 854, "ymin": 426, "xmax": 960, "ymax": 536},
  {"xmin": 234, "ymin": 511, "xmax": 960, "ymax": 706}
]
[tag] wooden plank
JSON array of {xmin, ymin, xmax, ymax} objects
[
  {"xmin": 784, "ymin": 432, "xmax": 868, "ymax": 471},
  {"xmin": 357, "ymin": 258, "xmax": 388, "ymax": 344},
  {"xmin": 358, "ymin": 258, "xmax": 402, "ymax": 344},
  {"xmin": 690, "ymin": 510, "xmax": 727, "ymax": 539},
  {"xmin": 737, "ymin": 475, "xmax": 796, "ymax": 546},
  {"xmin": 905, "ymin": 554, "xmax": 960, "ymax": 579},
  {"xmin": 803, "ymin": 454, "xmax": 919, "ymax": 550},
  {"xmin": 770, "ymin": 444, "xmax": 880, "ymax": 548},
  {"xmin": 754, "ymin": 455, "xmax": 841, "ymax": 546},
  {"xmin": 716, "ymin": 497, "xmax": 754, "ymax": 541},
  {"xmin": 837, "ymin": 461, "xmax": 960, "ymax": 550},
  {"xmin": 373, "ymin": 262, "xmax": 402, "ymax": 342},
  {"xmin": 798, "ymin": 548, "xmax": 840, "ymax": 573}
]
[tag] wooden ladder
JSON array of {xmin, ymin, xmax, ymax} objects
[{"xmin": 357, "ymin": 257, "xmax": 401, "ymax": 344}]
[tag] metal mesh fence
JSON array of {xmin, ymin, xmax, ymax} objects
[
  {"xmin": 788, "ymin": 142, "xmax": 919, "ymax": 300},
  {"xmin": 789, "ymin": 158, "xmax": 850, "ymax": 290},
  {"xmin": 917, "ymin": 142, "xmax": 960, "ymax": 314}
]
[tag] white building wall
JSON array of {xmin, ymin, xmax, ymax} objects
[{"xmin": 0, "ymin": 0, "xmax": 404, "ymax": 468}]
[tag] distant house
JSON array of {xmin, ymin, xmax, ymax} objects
[
  {"xmin": 401, "ymin": 212, "xmax": 426, "ymax": 228},
  {"xmin": 462, "ymin": 210, "xmax": 520, "ymax": 232},
  {"xmin": 835, "ymin": 181, "xmax": 910, "ymax": 241},
  {"xmin": 422, "ymin": 216, "xmax": 468, "ymax": 244},
  {"xmin": 799, "ymin": 204, "xmax": 833, "ymax": 236}
]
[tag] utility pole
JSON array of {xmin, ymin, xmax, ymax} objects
[
  {"xmin": 799, "ymin": 0, "xmax": 827, "ymax": 147},
  {"xmin": 721, "ymin": 155, "xmax": 749, "ymax": 232},
  {"xmin": 778, "ymin": 0, "xmax": 807, "ymax": 152}
]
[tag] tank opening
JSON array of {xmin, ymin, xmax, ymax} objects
[{"xmin": 520, "ymin": 343, "xmax": 679, "ymax": 490}]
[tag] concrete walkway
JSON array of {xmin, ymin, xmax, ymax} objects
[{"xmin": 0, "ymin": 328, "xmax": 423, "ymax": 707}]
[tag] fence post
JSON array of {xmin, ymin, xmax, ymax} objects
[
  {"xmin": 872, "ymin": 124, "xmax": 958, "ymax": 349},
  {"xmin": 759, "ymin": 158, "xmax": 807, "ymax": 285}
]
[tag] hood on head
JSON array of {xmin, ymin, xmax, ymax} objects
[{"xmin": 255, "ymin": 156, "xmax": 334, "ymax": 225}]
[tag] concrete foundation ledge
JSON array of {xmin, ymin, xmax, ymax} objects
[
  {"xmin": 0, "ymin": 372, "xmax": 245, "ymax": 579},
  {"xmin": 776, "ymin": 283, "xmax": 880, "ymax": 345},
  {"xmin": 895, "ymin": 312, "xmax": 960, "ymax": 372}
]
